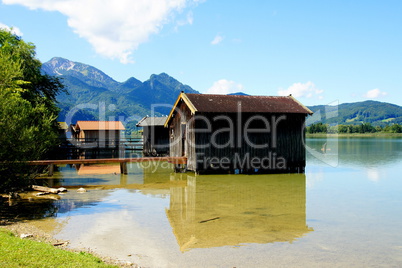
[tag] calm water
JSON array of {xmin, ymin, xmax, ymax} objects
[{"xmin": 21, "ymin": 138, "xmax": 402, "ymax": 267}]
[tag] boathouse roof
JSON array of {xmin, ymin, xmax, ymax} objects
[
  {"xmin": 165, "ymin": 93, "xmax": 313, "ymax": 127},
  {"xmin": 75, "ymin": 121, "xmax": 125, "ymax": 131},
  {"xmin": 136, "ymin": 116, "xmax": 167, "ymax": 127}
]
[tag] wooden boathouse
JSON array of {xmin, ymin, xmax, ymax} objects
[
  {"xmin": 164, "ymin": 93, "xmax": 313, "ymax": 174},
  {"xmin": 71, "ymin": 121, "xmax": 125, "ymax": 146},
  {"xmin": 136, "ymin": 116, "xmax": 169, "ymax": 156},
  {"xmin": 68, "ymin": 121, "xmax": 126, "ymax": 158}
]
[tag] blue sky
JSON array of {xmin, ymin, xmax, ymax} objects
[{"xmin": 1, "ymin": 0, "xmax": 401, "ymax": 106}]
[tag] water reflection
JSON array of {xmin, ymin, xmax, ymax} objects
[
  {"xmin": 77, "ymin": 164, "xmax": 121, "ymax": 175},
  {"xmin": 307, "ymin": 137, "xmax": 402, "ymax": 167},
  {"xmin": 0, "ymin": 198, "xmax": 58, "ymax": 222},
  {"xmin": 167, "ymin": 173, "xmax": 313, "ymax": 251},
  {"xmin": 2, "ymin": 164, "xmax": 313, "ymax": 253},
  {"xmin": 3, "ymin": 137, "xmax": 402, "ymax": 267}
]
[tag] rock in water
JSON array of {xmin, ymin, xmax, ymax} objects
[
  {"xmin": 58, "ymin": 187, "xmax": 68, "ymax": 193},
  {"xmin": 20, "ymin": 234, "xmax": 33, "ymax": 239}
]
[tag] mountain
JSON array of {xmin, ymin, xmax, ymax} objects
[
  {"xmin": 42, "ymin": 57, "xmax": 120, "ymax": 90},
  {"xmin": 228, "ymin": 92, "xmax": 249, "ymax": 96},
  {"xmin": 307, "ymin": 100, "xmax": 402, "ymax": 126},
  {"xmin": 42, "ymin": 57, "xmax": 199, "ymax": 131}
]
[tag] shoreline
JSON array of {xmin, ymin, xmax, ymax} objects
[
  {"xmin": 0, "ymin": 220, "xmax": 137, "ymax": 267},
  {"xmin": 306, "ymin": 133, "xmax": 402, "ymax": 138}
]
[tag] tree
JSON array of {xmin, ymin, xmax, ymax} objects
[
  {"xmin": 338, "ymin": 125, "xmax": 348, "ymax": 133},
  {"xmin": 390, "ymin": 124, "xmax": 402, "ymax": 133},
  {"xmin": 307, "ymin": 123, "xmax": 328, "ymax": 133},
  {"xmin": 359, "ymin": 122, "xmax": 375, "ymax": 133},
  {"xmin": 0, "ymin": 29, "xmax": 64, "ymax": 193},
  {"xmin": 1, "ymin": 29, "xmax": 63, "ymax": 114}
]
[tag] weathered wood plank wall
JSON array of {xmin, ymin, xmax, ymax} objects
[{"xmin": 170, "ymin": 109, "xmax": 307, "ymax": 174}]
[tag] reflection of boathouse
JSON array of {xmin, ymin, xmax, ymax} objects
[
  {"xmin": 166, "ymin": 174, "xmax": 313, "ymax": 251},
  {"xmin": 165, "ymin": 93, "xmax": 313, "ymax": 174}
]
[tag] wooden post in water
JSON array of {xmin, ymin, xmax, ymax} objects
[
  {"xmin": 48, "ymin": 164, "xmax": 54, "ymax": 176},
  {"xmin": 120, "ymin": 162, "xmax": 128, "ymax": 175},
  {"xmin": 174, "ymin": 164, "xmax": 187, "ymax": 173}
]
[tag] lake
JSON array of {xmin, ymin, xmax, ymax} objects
[{"xmin": 12, "ymin": 137, "xmax": 402, "ymax": 267}]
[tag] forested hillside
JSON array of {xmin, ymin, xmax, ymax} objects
[{"xmin": 307, "ymin": 101, "xmax": 402, "ymax": 126}]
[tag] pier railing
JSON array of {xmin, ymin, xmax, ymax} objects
[{"xmin": 59, "ymin": 138, "xmax": 143, "ymax": 150}]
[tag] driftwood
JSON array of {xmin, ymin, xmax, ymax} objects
[
  {"xmin": 32, "ymin": 185, "xmax": 62, "ymax": 194},
  {"xmin": 53, "ymin": 242, "xmax": 67, "ymax": 246}
]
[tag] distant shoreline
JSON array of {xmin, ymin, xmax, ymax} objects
[{"xmin": 306, "ymin": 133, "xmax": 402, "ymax": 138}]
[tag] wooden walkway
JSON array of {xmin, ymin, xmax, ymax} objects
[{"xmin": 29, "ymin": 157, "xmax": 187, "ymax": 175}]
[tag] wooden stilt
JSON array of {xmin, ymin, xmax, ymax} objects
[
  {"xmin": 48, "ymin": 164, "xmax": 54, "ymax": 176},
  {"xmin": 120, "ymin": 162, "xmax": 128, "ymax": 174},
  {"xmin": 174, "ymin": 164, "xmax": 187, "ymax": 173}
]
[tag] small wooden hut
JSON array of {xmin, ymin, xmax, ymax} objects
[
  {"xmin": 136, "ymin": 116, "xmax": 169, "ymax": 156},
  {"xmin": 164, "ymin": 93, "xmax": 313, "ymax": 174}
]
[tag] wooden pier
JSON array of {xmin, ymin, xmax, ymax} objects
[{"xmin": 28, "ymin": 157, "xmax": 187, "ymax": 175}]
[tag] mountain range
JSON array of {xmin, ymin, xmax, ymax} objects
[
  {"xmin": 41, "ymin": 57, "xmax": 402, "ymax": 131},
  {"xmin": 42, "ymin": 57, "xmax": 199, "ymax": 131}
]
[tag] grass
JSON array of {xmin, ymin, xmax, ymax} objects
[
  {"xmin": 382, "ymin": 118, "xmax": 395, "ymax": 122},
  {"xmin": 0, "ymin": 228, "xmax": 117, "ymax": 268},
  {"xmin": 345, "ymin": 116, "xmax": 360, "ymax": 123}
]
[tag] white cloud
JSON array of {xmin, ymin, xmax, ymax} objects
[
  {"xmin": 278, "ymin": 81, "xmax": 323, "ymax": 99},
  {"xmin": 3, "ymin": 0, "xmax": 198, "ymax": 63},
  {"xmin": 364, "ymin": 88, "xmax": 387, "ymax": 99},
  {"xmin": 0, "ymin": 22, "xmax": 23, "ymax": 36},
  {"xmin": 174, "ymin": 11, "xmax": 193, "ymax": 31},
  {"xmin": 205, "ymin": 79, "xmax": 244, "ymax": 95},
  {"xmin": 211, "ymin": 34, "xmax": 224, "ymax": 45},
  {"xmin": 179, "ymin": 11, "xmax": 194, "ymax": 26}
]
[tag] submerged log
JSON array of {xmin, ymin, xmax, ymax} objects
[
  {"xmin": 199, "ymin": 217, "xmax": 220, "ymax": 223},
  {"xmin": 34, "ymin": 193, "xmax": 61, "ymax": 200}
]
